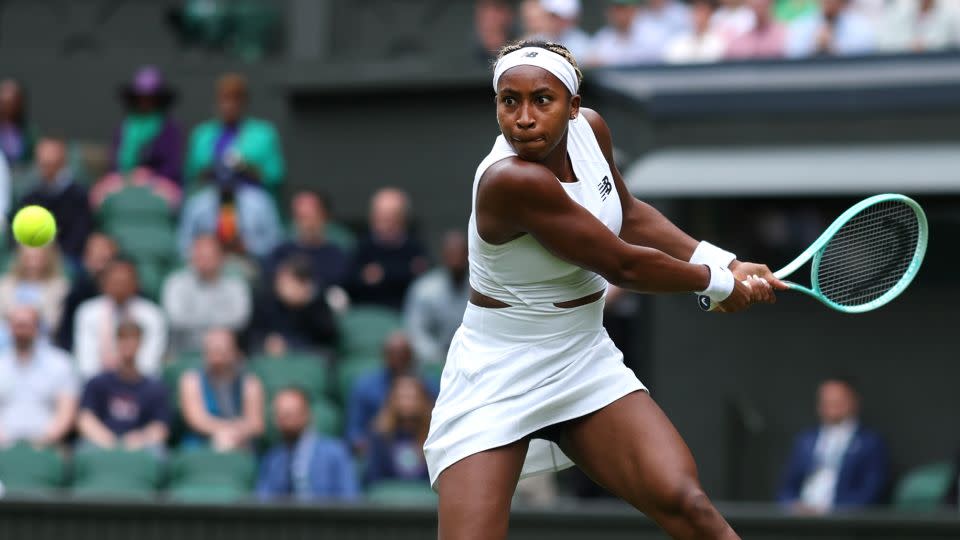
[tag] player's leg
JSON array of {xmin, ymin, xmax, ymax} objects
[
  {"xmin": 437, "ymin": 438, "xmax": 530, "ymax": 540},
  {"xmin": 558, "ymin": 392, "xmax": 739, "ymax": 540}
]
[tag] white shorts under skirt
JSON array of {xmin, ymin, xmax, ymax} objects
[{"xmin": 423, "ymin": 298, "xmax": 647, "ymax": 489}]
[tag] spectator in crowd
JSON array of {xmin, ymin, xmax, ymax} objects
[
  {"xmin": 778, "ymin": 377, "xmax": 889, "ymax": 513},
  {"xmin": 0, "ymin": 79, "xmax": 35, "ymax": 168},
  {"xmin": 0, "ymin": 244, "xmax": 69, "ymax": 333},
  {"xmin": 163, "ymin": 234, "xmax": 251, "ymax": 354},
  {"xmin": 475, "ymin": 0, "xmax": 517, "ymax": 60},
  {"xmin": 586, "ymin": 0, "xmax": 652, "ymax": 67},
  {"xmin": 725, "ymin": 0, "xmax": 788, "ymax": 58},
  {"xmin": 178, "ymin": 160, "xmax": 283, "ymax": 261},
  {"xmin": 879, "ymin": 0, "xmax": 960, "ymax": 52},
  {"xmin": 256, "ymin": 387, "xmax": 360, "ymax": 501},
  {"xmin": 74, "ymin": 258, "xmax": 168, "ymax": 380},
  {"xmin": 112, "ymin": 66, "xmax": 184, "ymax": 186},
  {"xmin": 90, "ymin": 67, "xmax": 184, "ymax": 210},
  {"xmin": 76, "ymin": 321, "xmax": 171, "ymax": 454},
  {"xmin": 12, "ymin": 136, "xmax": 93, "ymax": 263},
  {"xmin": 55, "ymin": 233, "xmax": 117, "ymax": 350},
  {"xmin": 265, "ymin": 190, "xmax": 350, "ymax": 289},
  {"xmin": 0, "ymin": 305, "xmax": 78, "ymax": 447},
  {"xmin": 664, "ymin": 0, "xmax": 728, "ymax": 63},
  {"xmin": 404, "ymin": 230, "xmax": 469, "ymax": 367},
  {"xmin": 786, "ymin": 0, "xmax": 876, "ymax": 57},
  {"xmin": 774, "ymin": 0, "xmax": 819, "ymax": 22},
  {"xmin": 0, "ymin": 150, "xmax": 8, "ymax": 226},
  {"xmin": 183, "ymin": 73, "xmax": 285, "ymax": 198},
  {"xmin": 539, "ymin": 0, "xmax": 592, "ymax": 60},
  {"xmin": 179, "ymin": 328, "xmax": 265, "ymax": 451},
  {"xmin": 712, "ymin": 0, "xmax": 758, "ymax": 40},
  {"xmin": 252, "ymin": 254, "xmax": 338, "ymax": 357},
  {"xmin": 520, "ymin": 0, "xmax": 553, "ymax": 38},
  {"xmin": 635, "ymin": 0, "xmax": 694, "ymax": 60},
  {"xmin": 346, "ymin": 188, "xmax": 428, "ymax": 310},
  {"xmin": 347, "ymin": 332, "xmax": 436, "ymax": 454},
  {"xmin": 365, "ymin": 375, "xmax": 433, "ymax": 486}
]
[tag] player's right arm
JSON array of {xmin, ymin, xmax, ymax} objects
[{"xmin": 476, "ymin": 158, "xmax": 761, "ymax": 311}]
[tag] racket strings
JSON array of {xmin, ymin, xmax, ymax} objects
[{"xmin": 815, "ymin": 200, "xmax": 919, "ymax": 307}]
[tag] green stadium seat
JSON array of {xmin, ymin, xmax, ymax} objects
[
  {"xmin": 135, "ymin": 259, "xmax": 166, "ymax": 301},
  {"xmin": 325, "ymin": 222, "xmax": 357, "ymax": 254},
  {"xmin": 71, "ymin": 448, "xmax": 162, "ymax": 500},
  {"xmin": 336, "ymin": 356, "xmax": 381, "ymax": 404},
  {"xmin": 0, "ymin": 442, "xmax": 65, "ymax": 495},
  {"xmin": 310, "ymin": 398, "xmax": 342, "ymax": 436},
  {"xmin": 893, "ymin": 461, "xmax": 955, "ymax": 511},
  {"xmin": 366, "ymin": 480, "xmax": 437, "ymax": 506},
  {"xmin": 163, "ymin": 352, "xmax": 204, "ymax": 404},
  {"xmin": 420, "ymin": 362, "xmax": 444, "ymax": 384},
  {"xmin": 107, "ymin": 223, "xmax": 177, "ymax": 266},
  {"xmin": 337, "ymin": 305, "xmax": 403, "ymax": 357},
  {"xmin": 250, "ymin": 353, "xmax": 330, "ymax": 402},
  {"xmin": 167, "ymin": 448, "xmax": 255, "ymax": 495},
  {"xmin": 98, "ymin": 185, "xmax": 172, "ymax": 228},
  {"xmin": 167, "ymin": 483, "xmax": 249, "ymax": 503}
]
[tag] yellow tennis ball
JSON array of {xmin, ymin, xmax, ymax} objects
[{"xmin": 12, "ymin": 205, "xmax": 57, "ymax": 248}]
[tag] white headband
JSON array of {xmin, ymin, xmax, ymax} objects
[{"xmin": 493, "ymin": 47, "xmax": 579, "ymax": 96}]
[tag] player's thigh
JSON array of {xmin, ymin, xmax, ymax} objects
[
  {"xmin": 558, "ymin": 391, "xmax": 702, "ymax": 512},
  {"xmin": 437, "ymin": 438, "xmax": 530, "ymax": 540}
]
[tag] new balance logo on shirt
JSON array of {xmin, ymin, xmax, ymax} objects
[{"xmin": 597, "ymin": 176, "xmax": 612, "ymax": 201}]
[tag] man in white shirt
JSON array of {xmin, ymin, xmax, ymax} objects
[
  {"xmin": 0, "ymin": 305, "xmax": 78, "ymax": 447},
  {"xmin": 540, "ymin": 0, "xmax": 593, "ymax": 60},
  {"xmin": 777, "ymin": 378, "xmax": 889, "ymax": 513},
  {"xmin": 162, "ymin": 235, "xmax": 251, "ymax": 354},
  {"xmin": 587, "ymin": 0, "xmax": 654, "ymax": 67},
  {"xmin": 74, "ymin": 258, "xmax": 168, "ymax": 380},
  {"xmin": 635, "ymin": 0, "xmax": 694, "ymax": 60},
  {"xmin": 665, "ymin": 0, "xmax": 728, "ymax": 63},
  {"xmin": 786, "ymin": 0, "xmax": 876, "ymax": 57}
]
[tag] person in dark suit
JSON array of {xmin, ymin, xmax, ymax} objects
[
  {"xmin": 777, "ymin": 377, "xmax": 889, "ymax": 513},
  {"xmin": 345, "ymin": 188, "xmax": 429, "ymax": 310},
  {"xmin": 12, "ymin": 136, "xmax": 93, "ymax": 263}
]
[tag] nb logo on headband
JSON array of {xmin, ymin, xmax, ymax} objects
[{"xmin": 523, "ymin": 51, "xmax": 539, "ymax": 58}]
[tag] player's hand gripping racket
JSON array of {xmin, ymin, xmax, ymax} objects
[{"xmin": 699, "ymin": 193, "xmax": 928, "ymax": 313}]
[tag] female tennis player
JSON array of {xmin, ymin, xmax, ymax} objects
[{"xmin": 423, "ymin": 40, "xmax": 787, "ymax": 540}]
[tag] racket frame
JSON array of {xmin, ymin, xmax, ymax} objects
[{"xmin": 772, "ymin": 193, "xmax": 928, "ymax": 313}]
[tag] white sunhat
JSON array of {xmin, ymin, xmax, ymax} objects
[{"xmin": 540, "ymin": 0, "xmax": 581, "ymax": 19}]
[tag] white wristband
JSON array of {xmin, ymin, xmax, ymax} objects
[
  {"xmin": 689, "ymin": 241, "xmax": 736, "ymax": 269},
  {"xmin": 697, "ymin": 263, "xmax": 735, "ymax": 302}
]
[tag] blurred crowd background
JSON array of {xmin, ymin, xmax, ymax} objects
[
  {"xmin": 476, "ymin": 0, "xmax": 960, "ymax": 65},
  {"xmin": 0, "ymin": 0, "xmax": 955, "ymax": 518}
]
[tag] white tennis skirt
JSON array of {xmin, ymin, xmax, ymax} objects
[{"xmin": 423, "ymin": 297, "xmax": 647, "ymax": 489}]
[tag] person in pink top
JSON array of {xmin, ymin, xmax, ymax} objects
[{"xmin": 725, "ymin": 0, "xmax": 788, "ymax": 59}]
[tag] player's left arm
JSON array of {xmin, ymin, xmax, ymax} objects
[{"xmin": 581, "ymin": 108, "xmax": 786, "ymax": 289}]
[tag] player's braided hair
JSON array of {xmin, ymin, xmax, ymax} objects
[{"xmin": 494, "ymin": 39, "xmax": 584, "ymax": 90}]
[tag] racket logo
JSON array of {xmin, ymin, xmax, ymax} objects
[{"xmin": 698, "ymin": 295, "xmax": 712, "ymax": 311}]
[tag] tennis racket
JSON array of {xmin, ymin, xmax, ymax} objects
[{"xmin": 699, "ymin": 193, "xmax": 928, "ymax": 313}]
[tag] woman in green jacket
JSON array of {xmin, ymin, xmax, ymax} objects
[{"xmin": 184, "ymin": 73, "xmax": 285, "ymax": 199}]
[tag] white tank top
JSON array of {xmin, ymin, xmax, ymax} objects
[{"xmin": 468, "ymin": 115, "xmax": 622, "ymax": 307}]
